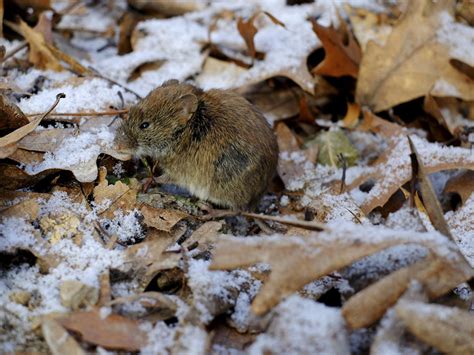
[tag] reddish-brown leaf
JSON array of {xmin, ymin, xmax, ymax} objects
[
  {"xmin": 311, "ymin": 19, "xmax": 361, "ymax": 78},
  {"xmin": 237, "ymin": 15, "xmax": 258, "ymax": 59}
]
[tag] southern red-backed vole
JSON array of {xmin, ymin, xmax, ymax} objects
[{"xmin": 115, "ymin": 80, "xmax": 278, "ymax": 210}]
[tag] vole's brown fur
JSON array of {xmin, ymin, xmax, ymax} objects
[{"xmin": 115, "ymin": 80, "xmax": 278, "ymax": 210}]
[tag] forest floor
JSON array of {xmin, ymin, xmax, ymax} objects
[{"xmin": 0, "ymin": 0, "xmax": 473, "ymax": 354}]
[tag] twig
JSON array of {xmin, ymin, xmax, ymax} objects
[
  {"xmin": 242, "ymin": 212, "xmax": 326, "ymax": 231},
  {"xmin": 27, "ymin": 108, "xmax": 129, "ymax": 117},
  {"xmin": 0, "ymin": 42, "xmax": 27, "ymax": 64},
  {"xmin": 88, "ymin": 65, "xmax": 143, "ymax": 99},
  {"xmin": 57, "ymin": 0, "xmax": 84, "ymax": 17},
  {"xmin": 41, "ymin": 93, "xmax": 66, "ymax": 120},
  {"xmin": 338, "ymin": 153, "xmax": 347, "ymax": 194}
]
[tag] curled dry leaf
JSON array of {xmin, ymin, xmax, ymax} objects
[
  {"xmin": 423, "ymin": 95, "xmax": 468, "ymax": 137},
  {"xmin": 58, "ymin": 309, "xmax": 148, "ymax": 351},
  {"xmin": 0, "ymin": 94, "xmax": 29, "ymax": 131},
  {"xmin": 444, "ymin": 170, "xmax": 474, "ymax": 205},
  {"xmin": 237, "ymin": 15, "xmax": 259, "ymax": 60},
  {"xmin": 396, "ymin": 301, "xmax": 474, "ymax": 354},
  {"xmin": 356, "ymin": 0, "xmax": 474, "ymax": 112},
  {"xmin": 311, "ymin": 19, "xmax": 361, "ymax": 78},
  {"xmin": 42, "ymin": 318, "xmax": 86, "ymax": 355},
  {"xmin": 407, "ymin": 135, "xmax": 454, "ymax": 240},
  {"xmin": 237, "ymin": 11, "xmax": 285, "ymax": 60},
  {"xmin": 340, "ymin": 102, "xmax": 360, "ymax": 129}
]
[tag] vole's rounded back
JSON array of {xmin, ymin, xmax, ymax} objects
[{"xmin": 115, "ymin": 80, "xmax": 278, "ymax": 209}]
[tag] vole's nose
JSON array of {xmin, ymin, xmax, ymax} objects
[{"xmin": 114, "ymin": 131, "xmax": 136, "ymax": 156}]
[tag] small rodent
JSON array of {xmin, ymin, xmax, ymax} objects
[{"xmin": 115, "ymin": 80, "xmax": 278, "ymax": 210}]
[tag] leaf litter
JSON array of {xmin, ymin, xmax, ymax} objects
[{"xmin": 0, "ymin": 0, "xmax": 473, "ymax": 354}]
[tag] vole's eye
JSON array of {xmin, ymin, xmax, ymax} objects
[{"xmin": 140, "ymin": 122, "xmax": 150, "ymax": 129}]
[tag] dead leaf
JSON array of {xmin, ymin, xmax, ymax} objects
[
  {"xmin": 210, "ymin": 224, "xmax": 462, "ymax": 315},
  {"xmin": 42, "ymin": 318, "xmax": 86, "ymax": 355},
  {"xmin": 123, "ymin": 230, "xmax": 182, "ymax": 289},
  {"xmin": 358, "ymin": 109, "xmax": 404, "ymax": 138},
  {"xmin": 341, "ymin": 102, "xmax": 360, "ymax": 129},
  {"xmin": 345, "ymin": 5, "xmax": 393, "ymax": 52},
  {"xmin": 93, "ymin": 167, "xmax": 137, "ymax": 218},
  {"xmin": 356, "ymin": 0, "xmax": 474, "ymax": 112},
  {"xmin": 118, "ymin": 12, "xmax": 140, "ymax": 55},
  {"xmin": 127, "ymin": 60, "xmax": 166, "ymax": 82},
  {"xmin": 182, "ymin": 221, "xmax": 222, "ymax": 252},
  {"xmin": 0, "ymin": 198, "xmax": 39, "ymax": 221},
  {"xmin": 0, "ymin": 93, "xmax": 64, "ymax": 157},
  {"xmin": 311, "ymin": 19, "xmax": 361, "ymax": 78},
  {"xmin": 237, "ymin": 12, "xmax": 285, "ymax": 60},
  {"xmin": 444, "ymin": 170, "xmax": 474, "ymax": 205},
  {"xmin": 396, "ymin": 301, "xmax": 474, "ymax": 354},
  {"xmin": 0, "ymin": 142, "xmax": 17, "ymax": 158},
  {"xmin": 237, "ymin": 15, "xmax": 259, "ymax": 60},
  {"xmin": 141, "ymin": 204, "xmax": 188, "ymax": 233},
  {"xmin": 46, "ymin": 43, "xmax": 91, "ymax": 75},
  {"xmin": 0, "ymin": 115, "xmax": 44, "ymax": 148},
  {"xmin": 244, "ymin": 83, "xmax": 301, "ymax": 124},
  {"xmin": 347, "ymin": 135, "xmax": 474, "ymax": 214},
  {"xmin": 18, "ymin": 18, "xmax": 62, "ymax": 71},
  {"xmin": 342, "ymin": 254, "xmax": 473, "ymax": 329},
  {"xmin": 407, "ymin": 135, "xmax": 454, "ymax": 240},
  {"xmin": 306, "ymin": 130, "xmax": 359, "ymax": 168},
  {"xmin": 370, "ymin": 282, "xmax": 428, "ymax": 355},
  {"xmin": 423, "ymin": 95, "xmax": 466, "ymax": 137},
  {"xmin": 58, "ymin": 309, "xmax": 148, "ymax": 351},
  {"xmin": 0, "ymin": 93, "xmax": 29, "ymax": 132},
  {"xmin": 60, "ymin": 280, "xmax": 99, "ymax": 310}
]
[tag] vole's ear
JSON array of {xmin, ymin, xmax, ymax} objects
[
  {"xmin": 162, "ymin": 79, "xmax": 179, "ymax": 87},
  {"xmin": 178, "ymin": 93, "xmax": 198, "ymax": 124}
]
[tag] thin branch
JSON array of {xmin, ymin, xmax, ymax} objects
[
  {"xmin": 0, "ymin": 42, "xmax": 27, "ymax": 64},
  {"xmin": 242, "ymin": 212, "xmax": 326, "ymax": 231},
  {"xmin": 88, "ymin": 65, "xmax": 143, "ymax": 99},
  {"xmin": 27, "ymin": 108, "xmax": 129, "ymax": 117}
]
